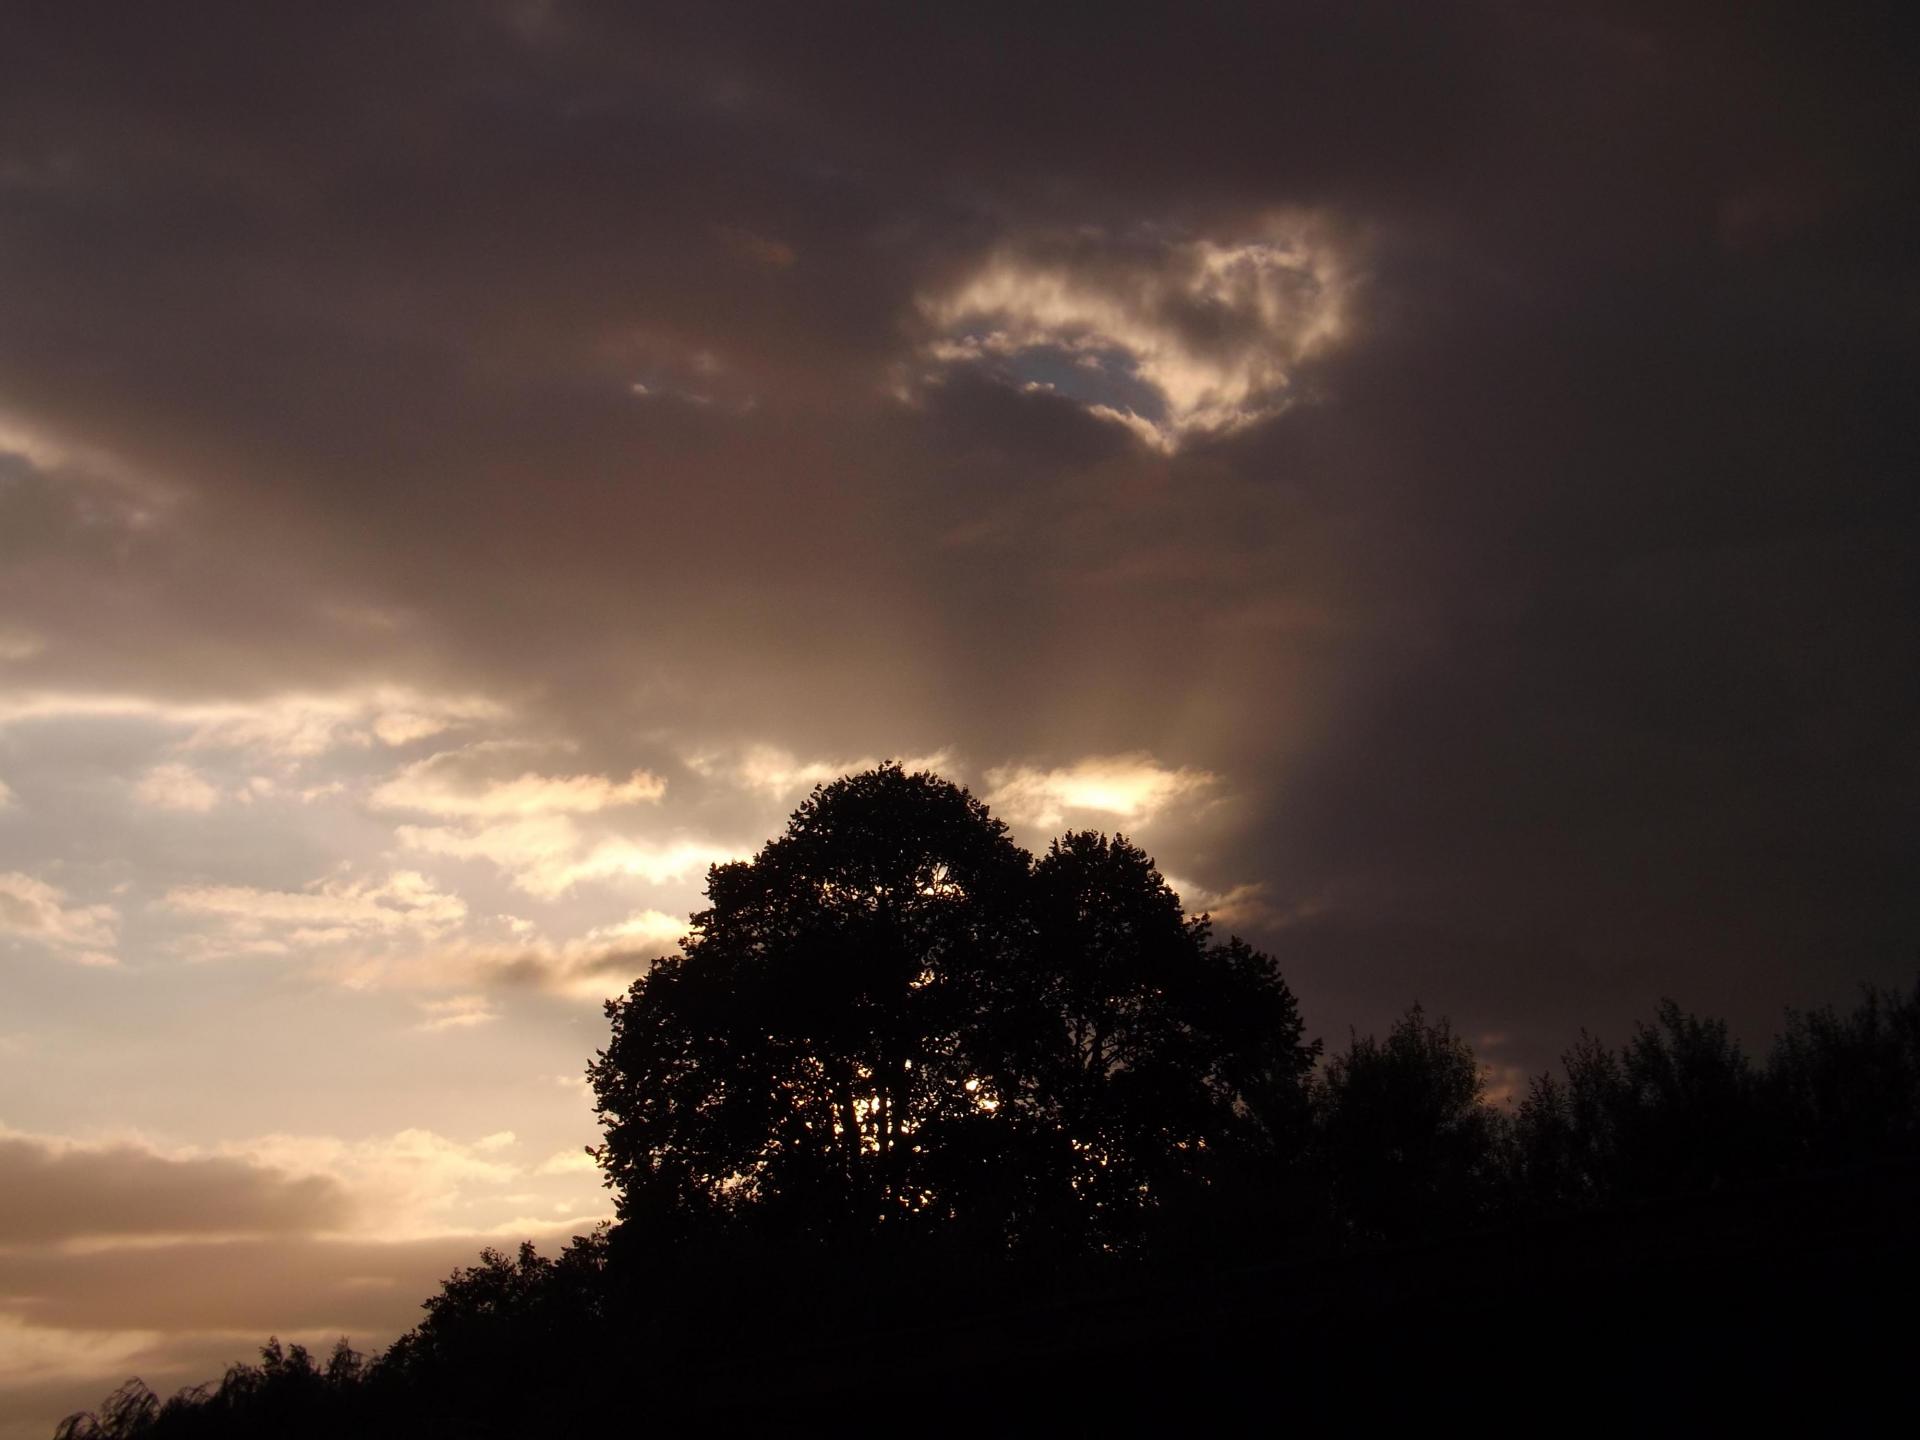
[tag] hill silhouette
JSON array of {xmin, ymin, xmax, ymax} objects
[{"xmin": 56, "ymin": 767, "xmax": 1920, "ymax": 1436}]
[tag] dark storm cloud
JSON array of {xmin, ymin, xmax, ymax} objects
[{"xmin": 1, "ymin": 0, "xmax": 1915, "ymax": 1070}]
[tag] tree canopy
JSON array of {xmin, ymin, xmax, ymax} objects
[{"xmin": 587, "ymin": 763, "xmax": 1316, "ymax": 1254}]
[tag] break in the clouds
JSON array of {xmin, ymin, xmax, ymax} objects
[
  {"xmin": 2, "ymin": 2, "xmax": 1916, "ymax": 1431},
  {"xmin": 918, "ymin": 219, "xmax": 1354, "ymax": 450},
  {"xmin": 985, "ymin": 754, "xmax": 1219, "ymax": 831}
]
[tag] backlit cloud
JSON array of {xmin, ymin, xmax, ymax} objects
[
  {"xmin": 370, "ymin": 749, "xmax": 666, "ymax": 818},
  {"xmin": 414, "ymin": 995, "xmax": 499, "ymax": 1032},
  {"xmin": 984, "ymin": 754, "xmax": 1218, "ymax": 830},
  {"xmin": 392, "ymin": 816, "xmax": 737, "ymax": 899},
  {"xmin": 919, "ymin": 219, "xmax": 1354, "ymax": 450},
  {"xmin": 0, "ymin": 872, "xmax": 118, "ymax": 966},
  {"xmin": 686, "ymin": 744, "xmax": 956, "ymax": 800},
  {"xmin": 0, "ymin": 688, "xmax": 503, "ymax": 761},
  {"xmin": 162, "ymin": 871, "xmax": 467, "ymax": 955},
  {"xmin": 134, "ymin": 763, "xmax": 220, "ymax": 813}
]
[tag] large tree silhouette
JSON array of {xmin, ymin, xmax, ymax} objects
[{"xmin": 588, "ymin": 764, "xmax": 1315, "ymax": 1254}]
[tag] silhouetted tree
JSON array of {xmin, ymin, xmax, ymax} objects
[
  {"xmin": 590, "ymin": 765, "xmax": 1036, "ymax": 1247},
  {"xmin": 589, "ymin": 766, "xmax": 1315, "ymax": 1257},
  {"xmin": 379, "ymin": 1231, "xmax": 608, "ymax": 1386},
  {"xmin": 1313, "ymin": 1006, "xmax": 1505, "ymax": 1241},
  {"xmin": 1026, "ymin": 832, "xmax": 1318, "ymax": 1251},
  {"xmin": 1514, "ymin": 1000, "xmax": 1767, "ymax": 1208},
  {"xmin": 1767, "ymin": 980, "xmax": 1920, "ymax": 1170}
]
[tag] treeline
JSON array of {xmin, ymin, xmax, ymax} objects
[
  {"xmin": 60, "ymin": 985, "xmax": 1920, "ymax": 1438},
  {"xmin": 54, "ymin": 768, "xmax": 1920, "ymax": 1435}
]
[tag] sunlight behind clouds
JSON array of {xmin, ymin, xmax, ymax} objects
[
  {"xmin": 984, "ymin": 753, "xmax": 1218, "ymax": 830},
  {"xmin": 918, "ymin": 216, "xmax": 1355, "ymax": 450}
]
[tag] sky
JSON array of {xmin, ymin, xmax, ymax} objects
[{"xmin": 2, "ymin": 1, "xmax": 1917, "ymax": 1429}]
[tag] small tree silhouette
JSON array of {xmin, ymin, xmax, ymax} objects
[{"xmin": 1313, "ymin": 1005, "xmax": 1505, "ymax": 1241}]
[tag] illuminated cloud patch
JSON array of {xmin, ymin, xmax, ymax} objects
[
  {"xmin": 422, "ymin": 913, "xmax": 688, "ymax": 1002},
  {"xmin": 161, "ymin": 871, "xmax": 467, "ymax": 956},
  {"xmin": 317, "ymin": 908, "xmax": 687, "ymax": 1001},
  {"xmin": 414, "ymin": 995, "xmax": 499, "ymax": 1033},
  {"xmin": 0, "ymin": 872, "xmax": 118, "ymax": 967},
  {"xmin": 686, "ymin": 743, "xmax": 955, "ymax": 800},
  {"xmin": 0, "ymin": 1124, "xmax": 611, "ymax": 1428},
  {"xmin": 134, "ymin": 763, "xmax": 221, "ymax": 813},
  {"xmin": 392, "ymin": 817, "xmax": 735, "ymax": 899},
  {"xmin": 984, "ymin": 753, "xmax": 1218, "ymax": 830},
  {"xmin": 0, "ymin": 687, "xmax": 503, "ymax": 761},
  {"xmin": 919, "ymin": 218, "xmax": 1354, "ymax": 450},
  {"xmin": 370, "ymin": 748, "xmax": 667, "ymax": 818},
  {"xmin": 1162, "ymin": 876, "xmax": 1323, "ymax": 933}
]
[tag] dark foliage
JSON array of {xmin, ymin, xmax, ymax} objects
[
  {"xmin": 586, "ymin": 765, "xmax": 1317, "ymax": 1258},
  {"xmin": 56, "ymin": 768, "xmax": 1920, "ymax": 1436},
  {"xmin": 1314, "ymin": 1006, "xmax": 1506, "ymax": 1242}
]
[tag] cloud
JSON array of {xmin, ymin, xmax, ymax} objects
[
  {"xmin": 134, "ymin": 763, "xmax": 220, "ymax": 813},
  {"xmin": 686, "ymin": 744, "xmax": 956, "ymax": 800},
  {"xmin": 414, "ymin": 995, "xmax": 498, "ymax": 1032},
  {"xmin": 0, "ymin": 1130, "xmax": 350, "ymax": 1246},
  {"xmin": 393, "ymin": 816, "xmax": 736, "ymax": 899},
  {"xmin": 0, "ymin": 777, "xmax": 12, "ymax": 808},
  {"xmin": 918, "ymin": 219, "xmax": 1355, "ymax": 450},
  {"xmin": 0, "ymin": 1121, "xmax": 610, "ymax": 1435},
  {"xmin": 343, "ymin": 908, "xmax": 688, "ymax": 1002},
  {"xmin": 1163, "ymin": 876, "xmax": 1324, "ymax": 935},
  {"xmin": 0, "ymin": 689, "xmax": 503, "ymax": 761},
  {"xmin": 0, "ymin": 624, "xmax": 44, "ymax": 663},
  {"xmin": 984, "ymin": 754, "xmax": 1217, "ymax": 830},
  {"xmin": 715, "ymin": 223, "xmax": 797, "ymax": 271},
  {"xmin": 161, "ymin": 871, "xmax": 466, "ymax": 954},
  {"xmin": 0, "ymin": 872, "xmax": 118, "ymax": 966},
  {"xmin": 370, "ymin": 749, "xmax": 666, "ymax": 818}
]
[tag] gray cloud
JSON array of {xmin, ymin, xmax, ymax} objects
[{"xmin": 0, "ymin": 1134, "xmax": 351, "ymax": 1245}]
